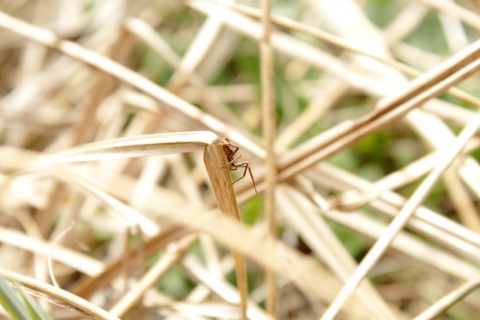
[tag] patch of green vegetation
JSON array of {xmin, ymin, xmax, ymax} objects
[
  {"xmin": 92, "ymin": 229, "xmax": 114, "ymax": 246},
  {"xmin": 363, "ymin": 0, "xmax": 404, "ymax": 28},
  {"xmin": 135, "ymin": 45, "xmax": 174, "ymax": 85},
  {"xmin": 397, "ymin": 178, "xmax": 448, "ymax": 216},
  {"xmin": 215, "ymin": 39, "xmax": 259, "ymax": 86},
  {"xmin": 329, "ymin": 123, "xmax": 420, "ymax": 181},
  {"xmin": 328, "ymin": 221, "xmax": 370, "ymax": 260},
  {"xmin": 241, "ymin": 197, "xmax": 264, "ymax": 226},
  {"xmin": 149, "ymin": 255, "xmax": 196, "ymax": 299},
  {"xmin": 0, "ymin": 276, "xmax": 52, "ymax": 320},
  {"xmin": 403, "ymin": 11, "xmax": 449, "ymax": 55},
  {"xmin": 439, "ymin": 93, "xmax": 477, "ymax": 111}
]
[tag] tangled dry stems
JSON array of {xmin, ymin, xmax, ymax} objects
[{"xmin": 1, "ymin": 1, "xmax": 480, "ymax": 319}]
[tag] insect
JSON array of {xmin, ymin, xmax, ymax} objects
[{"xmin": 219, "ymin": 137, "xmax": 257, "ymax": 194}]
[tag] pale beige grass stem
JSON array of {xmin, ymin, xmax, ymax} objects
[
  {"xmin": 259, "ymin": 0, "xmax": 277, "ymax": 315},
  {"xmin": 0, "ymin": 226, "xmax": 104, "ymax": 276},
  {"xmin": 0, "ymin": 11, "xmax": 264, "ymax": 159},
  {"xmin": 203, "ymin": 137, "xmax": 249, "ymax": 320},
  {"xmin": 16, "ymin": 135, "xmax": 374, "ymax": 315},
  {"xmin": 414, "ymin": 277, "xmax": 480, "ymax": 320},
  {"xmin": 109, "ymin": 234, "xmax": 198, "ymax": 317},
  {"xmin": 277, "ymin": 185, "xmax": 400, "ymax": 320},
  {"xmin": 277, "ymin": 38, "xmax": 480, "ymax": 183},
  {"xmin": 181, "ymin": 256, "xmax": 272, "ymax": 320},
  {"xmin": 201, "ymin": 0, "xmax": 480, "ymax": 109},
  {"xmin": 383, "ymin": 1, "xmax": 429, "ymax": 44},
  {"xmin": 321, "ymin": 114, "xmax": 480, "ymax": 320},
  {"xmin": 309, "ymin": 164, "xmax": 480, "ymax": 263},
  {"xmin": 230, "ymin": 37, "xmax": 480, "ymax": 201},
  {"xmin": 320, "ymin": 205, "xmax": 480, "ymax": 281},
  {"xmin": 51, "ymin": 166, "xmax": 160, "ymax": 236},
  {"xmin": 72, "ymin": 225, "xmax": 190, "ymax": 299},
  {"xmin": 10, "ymin": 130, "xmax": 250, "ymax": 317},
  {"xmin": 275, "ymin": 78, "xmax": 349, "ymax": 152},
  {"xmin": 332, "ymin": 137, "xmax": 480, "ymax": 211},
  {"xmin": 124, "ymin": 18, "xmax": 242, "ymax": 127},
  {"xmin": 443, "ymin": 169, "xmax": 480, "ymax": 232}
]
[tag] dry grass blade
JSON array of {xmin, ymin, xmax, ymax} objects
[
  {"xmin": 207, "ymin": 0, "xmax": 480, "ymax": 111},
  {"xmin": 309, "ymin": 163, "xmax": 480, "ymax": 262},
  {"xmin": 30, "ymin": 131, "xmax": 218, "ymax": 165},
  {"xmin": 0, "ymin": 11, "xmax": 262, "ymax": 156},
  {"xmin": 414, "ymin": 277, "xmax": 480, "ymax": 320},
  {"xmin": 322, "ymin": 114, "xmax": 480, "ymax": 319},
  {"xmin": 203, "ymin": 139, "xmax": 249, "ymax": 320},
  {"xmin": 277, "ymin": 40, "xmax": 480, "ymax": 182},
  {"xmin": 3, "ymin": 1, "xmax": 480, "ymax": 319},
  {"xmin": 49, "ymin": 166, "xmax": 159, "ymax": 236},
  {"xmin": 6, "ymin": 130, "xmax": 251, "ymax": 317},
  {"xmin": 277, "ymin": 184, "xmax": 399, "ymax": 320},
  {"xmin": 0, "ymin": 226, "xmax": 103, "ymax": 276},
  {"xmin": 226, "ymin": 38, "xmax": 480, "ymax": 200},
  {"xmin": 108, "ymin": 234, "xmax": 198, "ymax": 317},
  {"xmin": 332, "ymin": 136, "xmax": 480, "ymax": 211},
  {"xmin": 72, "ymin": 225, "xmax": 190, "ymax": 299}
]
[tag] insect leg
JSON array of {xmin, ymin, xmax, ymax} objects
[
  {"xmin": 231, "ymin": 162, "xmax": 249, "ymax": 184},
  {"xmin": 247, "ymin": 166, "xmax": 258, "ymax": 194}
]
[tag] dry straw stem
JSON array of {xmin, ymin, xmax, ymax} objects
[
  {"xmin": 50, "ymin": 166, "xmax": 160, "ymax": 237},
  {"xmin": 321, "ymin": 204, "xmax": 480, "ymax": 281},
  {"xmin": 229, "ymin": 37, "xmax": 480, "ymax": 201},
  {"xmin": 124, "ymin": 18, "xmax": 242, "ymax": 127},
  {"xmin": 277, "ymin": 38, "xmax": 480, "ymax": 181},
  {"xmin": 419, "ymin": 0, "xmax": 480, "ymax": 30},
  {"xmin": 190, "ymin": 0, "xmax": 480, "ymax": 200},
  {"xmin": 3, "ymin": 131, "xmax": 248, "ymax": 318},
  {"xmin": 4, "ymin": 2, "xmax": 480, "ymax": 319},
  {"xmin": 12, "ymin": 130, "xmax": 250, "ymax": 318},
  {"xmin": 322, "ymin": 114, "xmax": 480, "ymax": 319},
  {"xmin": 108, "ymin": 233, "xmax": 199, "ymax": 317},
  {"xmin": 0, "ymin": 226, "xmax": 104, "ymax": 276},
  {"xmin": 204, "ymin": 136, "xmax": 249, "ymax": 320},
  {"xmin": 0, "ymin": 269, "xmax": 119, "ymax": 320},
  {"xmin": 294, "ymin": 166, "xmax": 480, "ymax": 282},
  {"xmin": 190, "ymin": 0, "xmax": 381, "ymax": 95},
  {"xmin": 332, "ymin": 137, "xmax": 480, "ymax": 211},
  {"xmin": 414, "ymin": 277, "xmax": 480, "ymax": 320},
  {"xmin": 0, "ymin": 11, "xmax": 264, "ymax": 159},
  {"xmin": 191, "ymin": 0, "xmax": 480, "ymax": 111},
  {"xmin": 309, "ymin": 163, "xmax": 480, "ymax": 264},
  {"xmin": 259, "ymin": 0, "xmax": 277, "ymax": 315},
  {"xmin": 276, "ymin": 184, "xmax": 400, "ymax": 320},
  {"xmin": 204, "ymin": 0, "xmax": 480, "ymax": 109},
  {"xmin": 181, "ymin": 255, "xmax": 272, "ymax": 320},
  {"xmin": 11, "ymin": 138, "xmax": 374, "ymax": 317},
  {"xmin": 72, "ymin": 225, "xmax": 190, "ymax": 299}
]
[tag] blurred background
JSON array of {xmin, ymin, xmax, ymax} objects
[{"xmin": 1, "ymin": 0, "xmax": 480, "ymax": 319}]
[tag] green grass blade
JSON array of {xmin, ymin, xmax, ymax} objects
[
  {"xmin": 16, "ymin": 284, "xmax": 52, "ymax": 320},
  {"xmin": 0, "ymin": 275, "xmax": 31, "ymax": 320}
]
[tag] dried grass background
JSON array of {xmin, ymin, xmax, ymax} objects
[{"xmin": 1, "ymin": 0, "xmax": 480, "ymax": 319}]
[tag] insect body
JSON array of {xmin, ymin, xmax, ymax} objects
[{"xmin": 220, "ymin": 137, "xmax": 258, "ymax": 194}]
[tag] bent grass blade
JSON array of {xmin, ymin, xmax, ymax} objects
[{"xmin": 11, "ymin": 130, "xmax": 250, "ymax": 319}]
